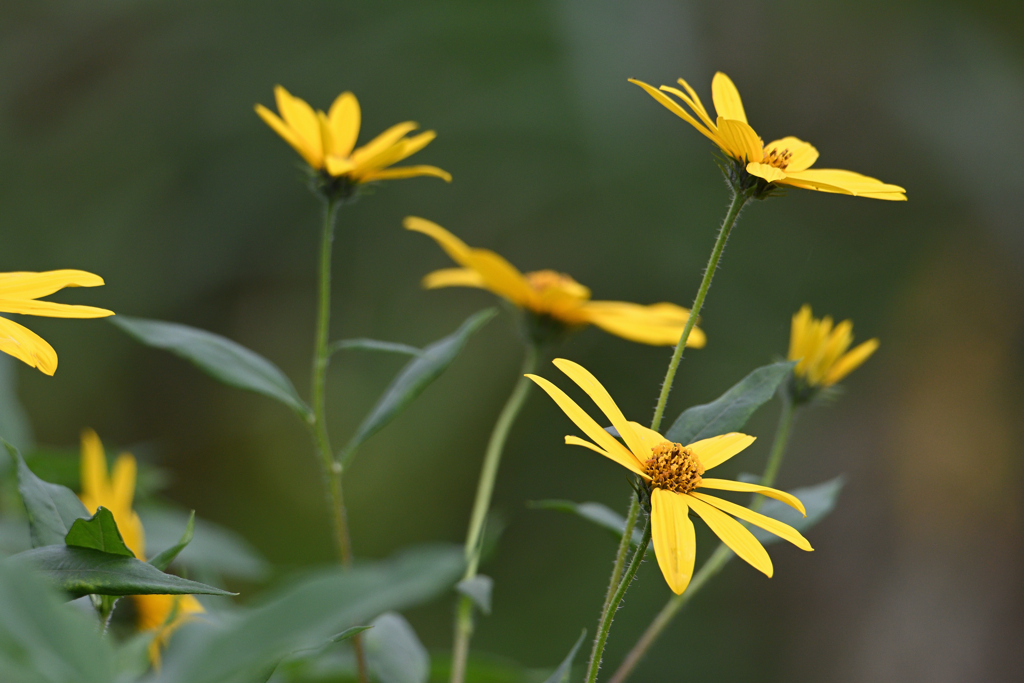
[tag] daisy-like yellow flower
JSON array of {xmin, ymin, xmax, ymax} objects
[
  {"xmin": 0, "ymin": 270, "xmax": 113, "ymax": 375},
  {"xmin": 255, "ymin": 86, "xmax": 451, "ymax": 184},
  {"xmin": 630, "ymin": 72, "xmax": 906, "ymax": 201},
  {"xmin": 527, "ymin": 359, "xmax": 812, "ymax": 594},
  {"xmin": 78, "ymin": 429, "xmax": 204, "ymax": 668},
  {"xmin": 788, "ymin": 304, "xmax": 879, "ymax": 389},
  {"xmin": 405, "ymin": 217, "xmax": 706, "ymax": 348}
]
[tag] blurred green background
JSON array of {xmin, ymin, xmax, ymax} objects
[{"xmin": 2, "ymin": 0, "xmax": 1023, "ymax": 680}]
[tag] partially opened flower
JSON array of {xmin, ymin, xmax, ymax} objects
[
  {"xmin": 0, "ymin": 270, "xmax": 113, "ymax": 375},
  {"xmin": 630, "ymin": 72, "xmax": 906, "ymax": 201},
  {"xmin": 405, "ymin": 217, "xmax": 706, "ymax": 347},
  {"xmin": 78, "ymin": 429, "xmax": 204, "ymax": 667},
  {"xmin": 788, "ymin": 304, "xmax": 879, "ymax": 392},
  {"xmin": 527, "ymin": 359, "xmax": 812, "ymax": 594},
  {"xmin": 255, "ymin": 86, "xmax": 451, "ymax": 187}
]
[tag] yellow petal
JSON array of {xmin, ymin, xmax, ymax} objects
[
  {"xmin": 764, "ymin": 136, "xmax": 818, "ymax": 173},
  {"xmin": 0, "ymin": 270, "xmax": 105, "ymax": 300},
  {"xmin": 272, "ymin": 86, "xmax": 323, "ymax": 168},
  {"xmin": 576, "ymin": 301, "xmax": 705, "ymax": 348},
  {"xmin": 404, "ymin": 217, "xmax": 474, "ymax": 264},
  {"xmin": 120, "ymin": 510, "xmax": 146, "ymax": 560},
  {"xmin": 255, "ymin": 104, "xmax": 321, "ymax": 169},
  {"xmin": 552, "ymin": 359, "xmax": 649, "ymax": 461},
  {"xmin": 716, "ymin": 117, "xmax": 762, "ymax": 163},
  {"xmin": 564, "ymin": 435, "xmax": 649, "ymax": 478},
  {"xmin": 674, "ymin": 77, "xmax": 713, "ymax": 124},
  {"xmin": 110, "ymin": 453, "xmax": 138, "ymax": 515},
  {"xmin": 357, "ymin": 165, "xmax": 451, "ymax": 183},
  {"xmin": 0, "ymin": 316, "xmax": 58, "ymax": 375},
  {"xmin": 0, "ymin": 299, "xmax": 113, "ymax": 319},
  {"xmin": 711, "ymin": 72, "xmax": 748, "ymax": 124},
  {"xmin": 787, "ymin": 305, "xmax": 813, "ymax": 363},
  {"xmin": 135, "ymin": 593, "xmax": 205, "ymax": 668},
  {"xmin": 686, "ymin": 494, "xmax": 773, "ymax": 577},
  {"xmin": 687, "ymin": 432, "xmax": 756, "ymax": 471},
  {"xmin": 823, "ymin": 338, "xmax": 879, "ymax": 386},
  {"xmin": 464, "ymin": 249, "xmax": 534, "ymax": 306},
  {"xmin": 696, "ymin": 478, "xmax": 806, "ymax": 515},
  {"xmin": 626, "ymin": 421, "xmax": 666, "ymax": 453},
  {"xmin": 352, "ymin": 130, "xmax": 438, "ymax": 176},
  {"xmin": 349, "ymin": 121, "xmax": 419, "ymax": 165},
  {"xmin": 422, "ymin": 268, "xmax": 487, "ymax": 289},
  {"xmin": 745, "ymin": 162, "xmax": 787, "ymax": 184},
  {"xmin": 525, "ymin": 373, "xmax": 644, "ymax": 469},
  {"xmin": 658, "ymin": 86, "xmax": 718, "ymax": 133},
  {"xmin": 323, "ymin": 155, "xmax": 356, "ymax": 177},
  {"xmin": 628, "ymin": 79, "xmax": 723, "ymax": 148},
  {"xmin": 781, "ymin": 168, "xmax": 906, "ymax": 197},
  {"xmin": 651, "ymin": 489, "xmax": 696, "ymax": 595},
  {"xmin": 327, "ymin": 91, "xmax": 360, "ymax": 158},
  {"xmin": 79, "ymin": 428, "xmax": 108, "ymax": 511},
  {"xmin": 689, "ymin": 492, "xmax": 813, "ymax": 551}
]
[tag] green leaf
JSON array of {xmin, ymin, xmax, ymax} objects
[
  {"xmin": 0, "ymin": 354, "xmax": 34, "ymax": 457},
  {"xmin": 110, "ymin": 316, "xmax": 312, "ymax": 421},
  {"xmin": 139, "ymin": 507, "xmax": 269, "ymax": 581},
  {"xmin": 5, "ymin": 441, "xmax": 89, "ymax": 548},
  {"xmin": 529, "ymin": 500, "xmax": 645, "ymax": 549},
  {"xmin": 541, "ymin": 630, "xmax": 587, "ymax": 683},
  {"xmin": 738, "ymin": 474, "xmax": 845, "ymax": 546},
  {"xmin": 665, "ymin": 361, "xmax": 796, "ymax": 444},
  {"xmin": 339, "ymin": 309, "xmax": 496, "ymax": 468},
  {"xmin": 64, "ymin": 507, "xmax": 134, "ymax": 557},
  {"xmin": 456, "ymin": 575, "xmax": 493, "ymax": 615},
  {"xmin": 0, "ymin": 560, "xmax": 116, "ymax": 683},
  {"xmin": 148, "ymin": 510, "xmax": 195, "ymax": 571},
  {"xmin": 364, "ymin": 612, "xmax": 429, "ymax": 683},
  {"xmin": 157, "ymin": 544, "xmax": 464, "ymax": 683},
  {"xmin": 6, "ymin": 545, "xmax": 236, "ymax": 598},
  {"xmin": 330, "ymin": 338, "xmax": 422, "ymax": 356}
]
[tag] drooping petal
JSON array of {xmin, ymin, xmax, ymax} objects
[
  {"xmin": 696, "ymin": 478, "xmax": 806, "ymax": 515},
  {"xmin": 327, "ymin": 91, "xmax": 361, "ymax": 158},
  {"xmin": 716, "ymin": 117, "xmax": 762, "ymax": 162},
  {"xmin": 711, "ymin": 72, "xmax": 748, "ymax": 124},
  {"xmin": 273, "ymin": 86, "xmax": 323, "ymax": 167},
  {"xmin": 552, "ymin": 359, "xmax": 649, "ymax": 461},
  {"xmin": 79, "ymin": 428, "xmax": 108, "ymax": 512},
  {"xmin": 525, "ymin": 374, "xmax": 644, "ymax": 469},
  {"xmin": 254, "ymin": 105, "xmax": 321, "ymax": 168},
  {"xmin": 686, "ymin": 494, "xmax": 773, "ymax": 577},
  {"xmin": 651, "ymin": 489, "xmax": 696, "ymax": 595},
  {"xmin": 576, "ymin": 301, "xmax": 705, "ymax": 348},
  {"xmin": 745, "ymin": 162, "xmax": 787, "ymax": 184},
  {"xmin": 422, "ymin": 268, "xmax": 487, "ymax": 289},
  {"xmin": 689, "ymin": 492, "xmax": 813, "ymax": 551},
  {"xmin": 781, "ymin": 168, "xmax": 906, "ymax": 198},
  {"xmin": 764, "ymin": 136, "xmax": 819, "ymax": 173},
  {"xmin": 823, "ymin": 338, "xmax": 879, "ymax": 386},
  {"xmin": 0, "ymin": 299, "xmax": 113, "ymax": 319},
  {"xmin": 564, "ymin": 435, "xmax": 649, "ymax": 478},
  {"xmin": 404, "ymin": 217, "xmax": 474, "ymax": 264},
  {"xmin": 628, "ymin": 79, "xmax": 723, "ymax": 148},
  {"xmin": 687, "ymin": 432, "xmax": 756, "ymax": 471},
  {"xmin": 0, "ymin": 316, "xmax": 58, "ymax": 375},
  {"xmin": 0, "ymin": 270, "xmax": 105, "ymax": 300},
  {"xmin": 357, "ymin": 165, "xmax": 451, "ymax": 183}
]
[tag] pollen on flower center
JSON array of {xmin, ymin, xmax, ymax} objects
[
  {"xmin": 644, "ymin": 442, "xmax": 705, "ymax": 494},
  {"xmin": 762, "ymin": 147, "xmax": 793, "ymax": 170}
]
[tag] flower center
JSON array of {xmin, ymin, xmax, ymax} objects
[
  {"xmin": 526, "ymin": 270, "xmax": 581, "ymax": 292},
  {"xmin": 644, "ymin": 442, "xmax": 704, "ymax": 494},
  {"xmin": 762, "ymin": 146, "xmax": 793, "ymax": 170}
]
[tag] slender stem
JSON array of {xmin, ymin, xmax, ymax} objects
[
  {"xmin": 601, "ymin": 495, "xmax": 641, "ymax": 616},
  {"xmin": 450, "ymin": 343, "xmax": 540, "ymax": 683},
  {"xmin": 649, "ymin": 189, "xmax": 750, "ymax": 432},
  {"xmin": 584, "ymin": 522, "xmax": 652, "ymax": 683},
  {"xmin": 308, "ymin": 198, "xmax": 368, "ymax": 683},
  {"xmin": 607, "ymin": 398, "xmax": 800, "ymax": 683}
]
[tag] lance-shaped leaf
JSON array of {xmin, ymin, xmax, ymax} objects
[
  {"xmin": 65, "ymin": 507, "xmax": 134, "ymax": 557},
  {"xmin": 139, "ymin": 507, "xmax": 268, "ymax": 581},
  {"xmin": 111, "ymin": 316, "xmax": 312, "ymax": 421},
  {"xmin": 338, "ymin": 309, "xmax": 496, "ymax": 468},
  {"xmin": 364, "ymin": 612, "xmax": 429, "ymax": 683},
  {"xmin": 6, "ymin": 545, "xmax": 236, "ymax": 598},
  {"xmin": 148, "ymin": 510, "xmax": 195, "ymax": 571},
  {"xmin": 529, "ymin": 500, "xmax": 645, "ymax": 549},
  {"xmin": 541, "ymin": 630, "xmax": 587, "ymax": 683},
  {"xmin": 666, "ymin": 360, "xmax": 796, "ymax": 444},
  {"xmin": 5, "ymin": 440, "xmax": 89, "ymax": 548},
  {"xmin": 330, "ymin": 338, "xmax": 422, "ymax": 356},
  {"xmin": 738, "ymin": 475, "xmax": 845, "ymax": 546},
  {"xmin": 157, "ymin": 544, "xmax": 464, "ymax": 683}
]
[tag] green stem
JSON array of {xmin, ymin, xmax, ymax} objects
[
  {"xmin": 649, "ymin": 189, "xmax": 750, "ymax": 432},
  {"xmin": 450, "ymin": 343, "xmax": 539, "ymax": 683},
  {"xmin": 607, "ymin": 399, "xmax": 799, "ymax": 683},
  {"xmin": 601, "ymin": 494, "xmax": 641, "ymax": 616},
  {"xmin": 308, "ymin": 198, "xmax": 368, "ymax": 683},
  {"xmin": 584, "ymin": 522, "xmax": 652, "ymax": 683}
]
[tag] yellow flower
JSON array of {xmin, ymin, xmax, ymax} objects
[
  {"xmin": 255, "ymin": 86, "xmax": 451, "ymax": 184},
  {"xmin": 629, "ymin": 72, "xmax": 906, "ymax": 201},
  {"xmin": 0, "ymin": 270, "xmax": 113, "ymax": 375},
  {"xmin": 404, "ymin": 217, "xmax": 706, "ymax": 348},
  {"xmin": 788, "ymin": 304, "xmax": 879, "ymax": 388},
  {"xmin": 527, "ymin": 359, "xmax": 812, "ymax": 594},
  {"xmin": 78, "ymin": 429, "xmax": 204, "ymax": 668}
]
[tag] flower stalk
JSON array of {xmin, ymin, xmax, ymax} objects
[{"xmin": 450, "ymin": 343, "xmax": 540, "ymax": 683}]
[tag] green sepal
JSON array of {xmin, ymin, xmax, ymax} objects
[
  {"xmin": 541, "ymin": 630, "xmax": 587, "ymax": 683},
  {"xmin": 665, "ymin": 360, "xmax": 796, "ymax": 444},
  {"xmin": 148, "ymin": 510, "xmax": 195, "ymax": 571},
  {"xmin": 5, "ymin": 440, "xmax": 89, "ymax": 548},
  {"xmin": 110, "ymin": 316, "xmax": 313, "ymax": 421},
  {"xmin": 65, "ymin": 507, "xmax": 134, "ymax": 557}
]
